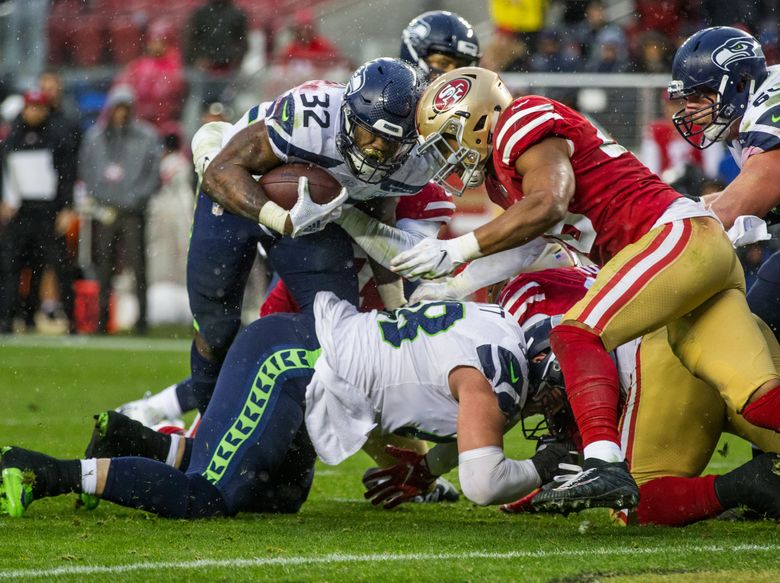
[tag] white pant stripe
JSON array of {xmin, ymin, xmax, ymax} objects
[{"xmin": 582, "ymin": 221, "xmax": 685, "ymax": 330}]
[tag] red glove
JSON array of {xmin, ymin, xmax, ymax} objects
[{"xmin": 362, "ymin": 445, "xmax": 438, "ymax": 509}]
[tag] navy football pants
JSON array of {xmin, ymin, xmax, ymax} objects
[
  {"xmin": 186, "ymin": 191, "xmax": 357, "ymax": 411},
  {"xmin": 102, "ymin": 313, "xmax": 320, "ymax": 517}
]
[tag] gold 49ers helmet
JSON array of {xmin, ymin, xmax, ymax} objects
[{"xmin": 416, "ymin": 67, "xmax": 512, "ymax": 196}]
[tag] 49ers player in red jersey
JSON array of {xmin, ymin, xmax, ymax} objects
[
  {"xmin": 498, "ymin": 265, "xmax": 780, "ymax": 525},
  {"xmin": 391, "ymin": 67, "xmax": 780, "ymax": 514}
]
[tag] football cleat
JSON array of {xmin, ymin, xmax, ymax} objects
[
  {"xmin": 116, "ymin": 391, "xmax": 170, "ymax": 428},
  {"xmin": 532, "ymin": 458, "xmax": 639, "ymax": 514},
  {"xmin": 84, "ymin": 410, "xmax": 166, "ymax": 460},
  {"xmin": 412, "ymin": 476, "xmax": 460, "ymax": 504},
  {"xmin": 0, "ymin": 447, "xmax": 38, "ymax": 517}
]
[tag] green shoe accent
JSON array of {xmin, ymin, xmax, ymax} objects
[
  {"xmin": 79, "ymin": 492, "xmax": 100, "ymax": 511},
  {"xmin": 96, "ymin": 411, "xmax": 110, "ymax": 436},
  {"xmin": 1, "ymin": 467, "xmax": 33, "ymax": 518}
]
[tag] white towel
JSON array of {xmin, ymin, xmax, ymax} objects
[
  {"xmin": 727, "ymin": 215, "xmax": 770, "ymax": 248},
  {"xmin": 304, "ymin": 354, "xmax": 376, "ymax": 466}
]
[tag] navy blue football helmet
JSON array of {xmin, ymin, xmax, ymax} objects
[
  {"xmin": 400, "ymin": 11, "xmax": 481, "ymax": 79},
  {"xmin": 521, "ymin": 317, "xmax": 573, "ymax": 439},
  {"xmin": 336, "ymin": 58, "xmax": 426, "ymax": 184},
  {"xmin": 669, "ymin": 26, "xmax": 768, "ymax": 149}
]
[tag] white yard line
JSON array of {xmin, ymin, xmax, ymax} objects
[
  {"xmin": 1, "ymin": 544, "xmax": 778, "ymax": 579},
  {"xmin": 0, "ymin": 336, "xmax": 190, "ymax": 353}
]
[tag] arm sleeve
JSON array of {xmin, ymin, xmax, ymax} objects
[
  {"xmin": 458, "ymin": 446, "xmax": 541, "ymax": 506},
  {"xmin": 446, "ymin": 238, "xmax": 579, "ymax": 298},
  {"xmin": 424, "ymin": 442, "xmax": 460, "ymax": 477},
  {"xmin": 337, "ymin": 206, "xmax": 440, "ymax": 269}
]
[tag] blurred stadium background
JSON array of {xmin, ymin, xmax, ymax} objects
[{"xmin": 0, "ymin": 0, "xmax": 772, "ymax": 333}]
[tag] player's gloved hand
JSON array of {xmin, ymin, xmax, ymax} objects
[
  {"xmin": 530, "ymin": 438, "xmax": 578, "ymax": 485},
  {"xmin": 289, "ymin": 177, "xmax": 348, "ymax": 237},
  {"xmin": 362, "ymin": 445, "xmax": 438, "ymax": 509},
  {"xmin": 391, "ymin": 233, "xmax": 482, "ymax": 280},
  {"xmin": 408, "ymin": 277, "xmax": 468, "ymax": 303}
]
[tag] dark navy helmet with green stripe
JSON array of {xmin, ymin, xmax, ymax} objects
[
  {"xmin": 400, "ymin": 11, "xmax": 480, "ymax": 79},
  {"xmin": 669, "ymin": 26, "xmax": 768, "ymax": 149},
  {"xmin": 336, "ymin": 58, "xmax": 427, "ymax": 184}
]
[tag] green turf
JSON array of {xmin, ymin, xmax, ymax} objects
[{"xmin": 1, "ymin": 336, "xmax": 779, "ymax": 582}]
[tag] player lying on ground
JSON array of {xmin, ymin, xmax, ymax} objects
[
  {"xmin": 489, "ymin": 266, "xmax": 780, "ymax": 525},
  {"xmin": 0, "ymin": 293, "xmax": 572, "ymax": 518},
  {"xmin": 390, "ymin": 67, "xmax": 780, "ymax": 514}
]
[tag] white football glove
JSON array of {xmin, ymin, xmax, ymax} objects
[
  {"xmin": 408, "ymin": 278, "xmax": 467, "ymax": 304},
  {"xmin": 289, "ymin": 177, "xmax": 348, "ymax": 238},
  {"xmin": 191, "ymin": 121, "xmax": 232, "ymax": 182},
  {"xmin": 390, "ymin": 233, "xmax": 482, "ymax": 281}
]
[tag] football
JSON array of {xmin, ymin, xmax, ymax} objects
[{"xmin": 259, "ymin": 163, "xmax": 343, "ymax": 210}]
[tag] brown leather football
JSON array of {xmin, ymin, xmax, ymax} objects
[{"xmin": 259, "ymin": 163, "xmax": 342, "ymax": 210}]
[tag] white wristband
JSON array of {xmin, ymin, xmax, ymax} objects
[
  {"xmin": 377, "ymin": 281, "xmax": 406, "ymax": 310},
  {"xmin": 454, "ymin": 232, "xmax": 483, "ymax": 262},
  {"xmin": 258, "ymin": 201, "xmax": 290, "ymax": 234}
]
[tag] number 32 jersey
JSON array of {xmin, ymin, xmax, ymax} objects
[
  {"xmin": 305, "ymin": 291, "xmax": 528, "ymax": 465},
  {"xmin": 226, "ymin": 80, "xmax": 437, "ymax": 200}
]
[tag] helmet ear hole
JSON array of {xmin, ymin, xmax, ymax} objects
[{"xmin": 473, "ymin": 114, "xmax": 487, "ymax": 132}]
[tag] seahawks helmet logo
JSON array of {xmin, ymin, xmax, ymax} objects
[
  {"xmin": 711, "ymin": 37, "xmax": 764, "ymax": 70},
  {"xmin": 346, "ymin": 67, "xmax": 366, "ymax": 96},
  {"xmin": 408, "ymin": 20, "xmax": 430, "ymax": 42}
]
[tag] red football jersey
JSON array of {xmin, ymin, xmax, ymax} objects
[
  {"xmin": 261, "ymin": 183, "xmax": 454, "ymax": 315},
  {"xmin": 487, "ymin": 96, "xmax": 681, "ymax": 265},
  {"xmin": 498, "ymin": 265, "xmax": 599, "ymax": 327}
]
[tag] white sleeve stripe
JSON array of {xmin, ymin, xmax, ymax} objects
[
  {"xmin": 746, "ymin": 123, "xmax": 780, "ymax": 138},
  {"xmin": 501, "ymin": 112, "xmax": 563, "ymax": 165},
  {"xmin": 265, "ymin": 118, "xmax": 292, "ymax": 143},
  {"xmin": 507, "ymin": 293, "xmax": 545, "ymax": 320},
  {"xmin": 499, "ymin": 281, "xmax": 542, "ymax": 310},
  {"xmin": 425, "ymin": 201, "xmax": 457, "ymax": 210},
  {"xmin": 495, "ymin": 103, "xmax": 554, "ymax": 152},
  {"xmin": 419, "ymin": 214, "xmax": 452, "ymax": 223}
]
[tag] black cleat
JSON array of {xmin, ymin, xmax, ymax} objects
[
  {"xmin": 84, "ymin": 411, "xmax": 170, "ymax": 461},
  {"xmin": 532, "ymin": 458, "xmax": 639, "ymax": 514},
  {"xmin": 412, "ymin": 476, "xmax": 460, "ymax": 504},
  {"xmin": 715, "ymin": 453, "xmax": 780, "ymax": 519}
]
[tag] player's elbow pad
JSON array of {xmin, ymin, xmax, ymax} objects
[
  {"xmin": 192, "ymin": 121, "xmax": 233, "ymax": 176},
  {"xmin": 458, "ymin": 446, "xmax": 541, "ymax": 506}
]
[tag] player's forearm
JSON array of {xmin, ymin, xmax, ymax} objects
[
  {"xmin": 473, "ymin": 196, "xmax": 565, "ymax": 256},
  {"xmin": 203, "ymin": 164, "xmax": 292, "ymax": 234},
  {"xmin": 338, "ymin": 207, "xmax": 433, "ymax": 268},
  {"xmin": 448, "ymin": 240, "xmax": 551, "ymax": 297}
]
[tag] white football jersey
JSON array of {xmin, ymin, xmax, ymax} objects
[
  {"xmin": 305, "ymin": 292, "xmax": 528, "ymax": 464},
  {"xmin": 224, "ymin": 81, "xmax": 436, "ymax": 201},
  {"xmin": 728, "ymin": 64, "xmax": 780, "ymax": 168}
]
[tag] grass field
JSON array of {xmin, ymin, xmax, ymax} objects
[{"xmin": 1, "ymin": 335, "xmax": 779, "ymax": 582}]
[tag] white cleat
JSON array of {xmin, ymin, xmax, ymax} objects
[{"xmin": 116, "ymin": 392, "xmax": 169, "ymax": 428}]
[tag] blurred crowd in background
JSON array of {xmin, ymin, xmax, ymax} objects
[{"xmin": 0, "ymin": 0, "xmax": 776, "ymax": 336}]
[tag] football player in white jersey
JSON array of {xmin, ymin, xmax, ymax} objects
[
  {"xmin": 669, "ymin": 26, "xmax": 780, "ymax": 345},
  {"xmin": 117, "ymin": 9, "xmax": 485, "ymax": 428},
  {"xmin": 175, "ymin": 58, "xmax": 435, "ymax": 422},
  {"xmin": 0, "ymin": 293, "xmax": 572, "ymax": 518}
]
